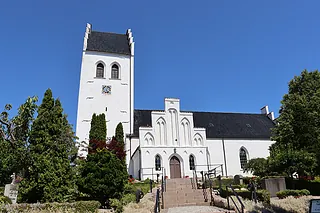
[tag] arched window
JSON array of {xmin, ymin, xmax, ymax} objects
[
  {"xmin": 155, "ymin": 155, "xmax": 161, "ymax": 171},
  {"xmin": 189, "ymin": 155, "xmax": 195, "ymax": 170},
  {"xmin": 96, "ymin": 63, "xmax": 104, "ymax": 78},
  {"xmin": 239, "ymin": 147, "xmax": 248, "ymax": 169},
  {"xmin": 111, "ymin": 64, "xmax": 119, "ymax": 79}
]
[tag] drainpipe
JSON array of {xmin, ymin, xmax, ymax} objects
[{"xmin": 222, "ymin": 138, "xmax": 228, "ymax": 177}]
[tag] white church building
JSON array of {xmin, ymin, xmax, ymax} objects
[{"xmin": 76, "ymin": 24, "xmax": 276, "ymax": 180}]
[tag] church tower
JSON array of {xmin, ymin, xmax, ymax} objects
[{"xmin": 76, "ymin": 23, "xmax": 134, "ymax": 157}]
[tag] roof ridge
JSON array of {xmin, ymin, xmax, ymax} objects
[
  {"xmin": 134, "ymin": 109, "xmax": 262, "ymax": 115},
  {"xmin": 91, "ymin": 30, "xmax": 127, "ymax": 36}
]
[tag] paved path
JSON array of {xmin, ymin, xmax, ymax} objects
[{"xmin": 166, "ymin": 205, "xmax": 228, "ymax": 213}]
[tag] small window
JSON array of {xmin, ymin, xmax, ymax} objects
[
  {"xmin": 155, "ymin": 155, "xmax": 161, "ymax": 171},
  {"xmin": 189, "ymin": 155, "xmax": 195, "ymax": 170},
  {"xmin": 96, "ymin": 63, "xmax": 104, "ymax": 78},
  {"xmin": 239, "ymin": 147, "xmax": 248, "ymax": 169},
  {"xmin": 111, "ymin": 64, "xmax": 119, "ymax": 79}
]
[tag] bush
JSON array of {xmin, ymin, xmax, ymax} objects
[
  {"xmin": 220, "ymin": 188, "xmax": 270, "ymax": 204},
  {"xmin": 0, "ymin": 201, "xmax": 100, "ymax": 212},
  {"xmin": 0, "ymin": 195, "xmax": 12, "ymax": 204},
  {"xmin": 276, "ymin": 189, "xmax": 310, "ymax": 199}
]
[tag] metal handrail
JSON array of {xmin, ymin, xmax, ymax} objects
[
  {"xmin": 154, "ymin": 188, "xmax": 160, "ymax": 213},
  {"xmin": 141, "ymin": 167, "xmax": 166, "ymax": 182},
  {"xmin": 226, "ymin": 184, "xmax": 245, "ymax": 213}
]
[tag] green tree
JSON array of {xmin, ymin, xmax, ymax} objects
[
  {"xmin": 88, "ymin": 113, "xmax": 107, "ymax": 154},
  {"xmin": 77, "ymin": 149, "xmax": 127, "ymax": 205},
  {"xmin": 107, "ymin": 122, "xmax": 126, "ymax": 162},
  {"xmin": 19, "ymin": 89, "xmax": 77, "ymax": 203},
  {"xmin": 244, "ymin": 158, "xmax": 271, "ymax": 177},
  {"xmin": 271, "ymin": 69, "xmax": 320, "ymax": 176},
  {"xmin": 115, "ymin": 122, "xmax": 124, "ymax": 144},
  {"xmin": 0, "ymin": 96, "xmax": 38, "ymax": 185}
]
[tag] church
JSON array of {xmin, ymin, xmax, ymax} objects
[{"xmin": 76, "ymin": 23, "xmax": 276, "ymax": 180}]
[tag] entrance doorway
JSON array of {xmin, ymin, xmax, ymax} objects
[{"xmin": 170, "ymin": 156, "xmax": 181, "ymax": 178}]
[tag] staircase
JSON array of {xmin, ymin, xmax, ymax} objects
[{"xmin": 163, "ymin": 178, "xmax": 209, "ymax": 208}]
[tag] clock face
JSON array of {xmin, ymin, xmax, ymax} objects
[{"xmin": 102, "ymin": 85, "xmax": 111, "ymax": 94}]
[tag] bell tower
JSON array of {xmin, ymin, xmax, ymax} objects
[{"xmin": 76, "ymin": 23, "xmax": 134, "ymax": 157}]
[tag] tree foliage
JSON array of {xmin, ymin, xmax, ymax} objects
[
  {"xmin": 88, "ymin": 113, "xmax": 107, "ymax": 154},
  {"xmin": 244, "ymin": 158, "xmax": 271, "ymax": 177},
  {"xmin": 107, "ymin": 137, "xmax": 126, "ymax": 162},
  {"xmin": 77, "ymin": 149, "xmax": 127, "ymax": 205},
  {"xmin": 107, "ymin": 123, "xmax": 125, "ymax": 162},
  {"xmin": 18, "ymin": 89, "xmax": 77, "ymax": 203},
  {"xmin": 115, "ymin": 122, "xmax": 124, "ymax": 144},
  {"xmin": 271, "ymin": 69, "xmax": 320, "ymax": 176},
  {"xmin": 0, "ymin": 96, "xmax": 38, "ymax": 185}
]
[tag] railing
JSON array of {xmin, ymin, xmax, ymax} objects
[
  {"xmin": 226, "ymin": 184, "xmax": 245, "ymax": 213},
  {"xmin": 140, "ymin": 167, "xmax": 166, "ymax": 183},
  {"xmin": 191, "ymin": 169, "xmax": 197, "ymax": 189},
  {"xmin": 194, "ymin": 164, "xmax": 224, "ymax": 178},
  {"xmin": 161, "ymin": 171, "xmax": 166, "ymax": 209},
  {"xmin": 154, "ymin": 188, "xmax": 160, "ymax": 213}
]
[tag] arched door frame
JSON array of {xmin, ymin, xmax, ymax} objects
[{"xmin": 168, "ymin": 153, "xmax": 184, "ymax": 179}]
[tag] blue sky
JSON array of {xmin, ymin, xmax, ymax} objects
[{"xmin": 1, "ymin": 0, "xmax": 320, "ymax": 129}]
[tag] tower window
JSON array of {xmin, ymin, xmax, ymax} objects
[
  {"xmin": 96, "ymin": 63, "xmax": 104, "ymax": 78},
  {"xmin": 111, "ymin": 64, "xmax": 119, "ymax": 79}
]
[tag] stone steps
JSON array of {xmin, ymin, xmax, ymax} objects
[{"xmin": 163, "ymin": 178, "xmax": 210, "ymax": 209}]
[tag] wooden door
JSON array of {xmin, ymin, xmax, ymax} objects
[{"xmin": 170, "ymin": 156, "xmax": 181, "ymax": 178}]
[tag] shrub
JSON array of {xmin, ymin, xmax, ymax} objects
[
  {"xmin": 276, "ymin": 189, "xmax": 310, "ymax": 199},
  {"xmin": 0, "ymin": 201, "xmax": 100, "ymax": 212},
  {"xmin": 220, "ymin": 188, "xmax": 270, "ymax": 204},
  {"xmin": 0, "ymin": 195, "xmax": 12, "ymax": 204}
]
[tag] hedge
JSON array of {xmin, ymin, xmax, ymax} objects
[
  {"xmin": 286, "ymin": 178, "xmax": 320, "ymax": 196},
  {"xmin": 276, "ymin": 189, "xmax": 310, "ymax": 199},
  {"xmin": 0, "ymin": 201, "xmax": 101, "ymax": 213},
  {"xmin": 220, "ymin": 188, "xmax": 270, "ymax": 204}
]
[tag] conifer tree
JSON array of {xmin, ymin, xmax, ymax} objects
[
  {"xmin": 107, "ymin": 122, "xmax": 126, "ymax": 162},
  {"xmin": 88, "ymin": 113, "xmax": 107, "ymax": 154},
  {"xmin": 19, "ymin": 89, "xmax": 77, "ymax": 203},
  {"xmin": 78, "ymin": 115, "xmax": 127, "ymax": 205},
  {"xmin": 115, "ymin": 122, "xmax": 124, "ymax": 144}
]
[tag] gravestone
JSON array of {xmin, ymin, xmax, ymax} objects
[
  {"xmin": 234, "ymin": 175, "xmax": 243, "ymax": 185},
  {"xmin": 4, "ymin": 173, "xmax": 19, "ymax": 204},
  {"xmin": 4, "ymin": 184, "xmax": 18, "ymax": 204},
  {"xmin": 261, "ymin": 177, "xmax": 286, "ymax": 197}
]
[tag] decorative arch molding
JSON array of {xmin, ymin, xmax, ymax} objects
[
  {"xmin": 168, "ymin": 108, "xmax": 179, "ymax": 146},
  {"xmin": 144, "ymin": 132, "xmax": 155, "ymax": 146},
  {"xmin": 156, "ymin": 117, "xmax": 167, "ymax": 146},
  {"xmin": 193, "ymin": 133, "xmax": 203, "ymax": 146},
  {"xmin": 181, "ymin": 118, "xmax": 191, "ymax": 146},
  {"xmin": 95, "ymin": 60, "xmax": 106, "ymax": 66}
]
